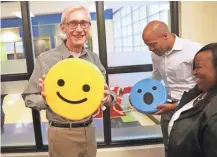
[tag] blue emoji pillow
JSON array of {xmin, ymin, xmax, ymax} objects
[{"xmin": 129, "ymin": 78, "xmax": 167, "ymax": 114}]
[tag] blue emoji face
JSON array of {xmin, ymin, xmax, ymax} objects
[{"xmin": 129, "ymin": 78, "xmax": 167, "ymax": 114}]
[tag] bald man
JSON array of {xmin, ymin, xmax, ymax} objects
[{"xmin": 142, "ymin": 21, "xmax": 202, "ymax": 157}]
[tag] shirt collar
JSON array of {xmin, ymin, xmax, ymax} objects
[
  {"xmin": 165, "ymin": 34, "xmax": 183, "ymax": 55},
  {"xmin": 58, "ymin": 40, "xmax": 87, "ymax": 59}
]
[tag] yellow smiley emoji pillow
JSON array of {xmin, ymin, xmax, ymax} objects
[{"xmin": 44, "ymin": 58, "xmax": 105, "ymax": 120}]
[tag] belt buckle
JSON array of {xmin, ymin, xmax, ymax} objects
[
  {"xmin": 49, "ymin": 121, "xmax": 53, "ymax": 126},
  {"xmin": 70, "ymin": 123, "xmax": 72, "ymax": 128}
]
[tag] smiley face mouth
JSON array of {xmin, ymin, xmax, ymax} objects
[
  {"xmin": 56, "ymin": 92, "xmax": 87, "ymax": 104},
  {"xmin": 143, "ymin": 92, "xmax": 154, "ymax": 105}
]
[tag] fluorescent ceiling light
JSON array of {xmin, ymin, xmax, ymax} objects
[{"xmin": 12, "ymin": 11, "xmax": 35, "ymax": 18}]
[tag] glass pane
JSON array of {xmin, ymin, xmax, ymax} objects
[
  {"xmin": 127, "ymin": 36, "xmax": 133, "ymax": 47},
  {"xmin": 139, "ymin": 5, "xmax": 147, "ymax": 19},
  {"xmin": 135, "ymin": 46, "xmax": 141, "ymax": 52},
  {"xmin": 160, "ymin": 10, "xmax": 169, "ymax": 25},
  {"xmin": 114, "ymin": 11, "xmax": 120, "ymax": 21},
  {"xmin": 105, "ymin": 1, "xmax": 170, "ymax": 67},
  {"xmin": 133, "ymin": 6, "xmax": 139, "ymax": 11},
  {"xmin": 122, "ymin": 27, "xmax": 128, "ymax": 37},
  {"xmin": 141, "ymin": 45, "xmax": 149, "ymax": 52},
  {"xmin": 133, "ymin": 9, "xmax": 140, "ymax": 23},
  {"xmin": 148, "ymin": 14, "xmax": 160, "ymax": 22},
  {"xmin": 29, "ymin": 1, "xmax": 105, "ymax": 144},
  {"xmin": 115, "ymin": 38, "xmax": 122, "ymax": 48},
  {"xmin": 123, "ymin": 37, "xmax": 128, "ymax": 46},
  {"xmin": 124, "ymin": 47, "xmax": 133, "ymax": 52},
  {"xmin": 148, "ymin": 5, "xmax": 160, "ymax": 16},
  {"xmin": 133, "ymin": 22, "xmax": 140, "ymax": 34},
  {"xmin": 121, "ymin": 16, "xmax": 126, "ymax": 27},
  {"xmin": 140, "ymin": 19, "xmax": 147, "ymax": 32},
  {"xmin": 108, "ymin": 72, "xmax": 162, "ymax": 141},
  {"xmin": 115, "ymin": 47, "xmax": 122, "ymax": 52},
  {"xmin": 121, "ymin": 8, "xmax": 126, "ymax": 17},
  {"xmin": 1, "ymin": 80, "xmax": 35, "ymax": 146},
  {"xmin": 128, "ymin": 25, "xmax": 132, "ymax": 36},
  {"xmin": 140, "ymin": 35, "xmax": 145, "ymax": 46},
  {"xmin": 160, "ymin": 3, "xmax": 170, "ymax": 11},
  {"xmin": 1, "ymin": 2, "xmax": 27, "ymax": 75},
  {"xmin": 125, "ymin": 6, "xmax": 131, "ymax": 15},
  {"xmin": 126, "ymin": 14, "xmax": 132, "ymax": 26},
  {"xmin": 134, "ymin": 34, "xmax": 141, "ymax": 46},
  {"xmin": 117, "ymin": 20, "xmax": 121, "ymax": 29}
]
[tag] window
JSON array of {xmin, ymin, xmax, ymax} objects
[
  {"xmin": 107, "ymin": 2, "xmax": 170, "ymax": 67},
  {"xmin": 1, "ymin": 81, "xmax": 35, "ymax": 146},
  {"xmin": 108, "ymin": 72, "xmax": 162, "ymax": 141},
  {"xmin": 148, "ymin": 14, "xmax": 160, "ymax": 22},
  {"xmin": 1, "ymin": 2, "xmax": 36, "ymax": 146},
  {"xmin": 103, "ymin": 1, "xmax": 170, "ymax": 141},
  {"xmin": 1, "ymin": 2, "xmax": 27, "ymax": 75}
]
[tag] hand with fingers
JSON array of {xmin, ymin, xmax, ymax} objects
[
  {"xmin": 153, "ymin": 103, "xmax": 176, "ymax": 115},
  {"xmin": 101, "ymin": 84, "xmax": 112, "ymax": 106}
]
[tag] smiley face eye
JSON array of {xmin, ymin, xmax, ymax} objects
[
  {"xmin": 137, "ymin": 89, "xmax": 142, "ymax": 93},
  {"xmin": 57, "ymin": 79, "xmax": 65, "ymax": 87},
  {"xmin": 83, "ymin": 84, "xmax": 90, "ymax": 92},
  {"xmin": 152, "ymin": 86, "xmax": 157, "ymax": 90}
]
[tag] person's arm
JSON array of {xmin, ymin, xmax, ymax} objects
[
  {"xmin": 203, "ymin": 112, "xmax": 217, "ymax": 157},
  {"xmin": 21, "ymin": 57, "xmax": 48, "ymax": 111}
]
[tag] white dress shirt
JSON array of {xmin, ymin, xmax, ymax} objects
[
  {"xmin": 152, "ymin": 35, "xmax": 202, "ymax": 102},
  {"xmin": 70, "ymin": 51, "xmax": 81, "ymax": 58}
]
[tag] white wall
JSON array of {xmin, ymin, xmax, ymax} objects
[{"xmin": 179, "ymin": 1, "xmax": 217, "ymax": 45}]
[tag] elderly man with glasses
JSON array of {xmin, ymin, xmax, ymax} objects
[{"xmin": 22, "ymin": 6, "xmax": 115, "ymax": 157}]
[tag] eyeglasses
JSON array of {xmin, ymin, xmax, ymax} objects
[{"xmin": 64, "ymin": 20, "xmax": 91, "ymax": 29}]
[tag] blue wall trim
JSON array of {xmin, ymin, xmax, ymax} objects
[
  {"xmin": 1, "ymin": 18, "xmax": 23, "ymax": 28},
  {"xmin": 1, "ymin": 9, "xmax": 113, "ymax": 29}
]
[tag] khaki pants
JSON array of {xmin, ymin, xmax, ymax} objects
[{"xmin": 48, "ymin": 123, "xmax": 97, "ymax": 157}]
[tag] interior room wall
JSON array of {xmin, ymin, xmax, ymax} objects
[{"xmin": 179, "ymin": 1, "xmax": 217, "ymax": 45}]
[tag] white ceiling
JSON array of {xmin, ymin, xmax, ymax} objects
[{"xmin": 1, "ymin": 1, "xmax": 168, "ymax": 18}]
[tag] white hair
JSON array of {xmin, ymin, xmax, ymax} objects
[{"xmin": 61, "ymin": 6, "xmax": 91, "ymax": 23}]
